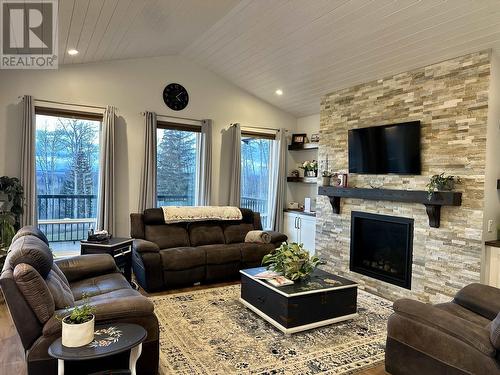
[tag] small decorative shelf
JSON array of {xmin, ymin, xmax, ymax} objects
[
  {"xmin": 288, "ymin": 143, "xmax": 318, "ymax": 151},
  {"xmin": 287, "ymin": 176, "xmax": 317, "ymax": 184},
  {"xmin": 317, "ymin": 186, "xmax": 462, "ymax": 228}
]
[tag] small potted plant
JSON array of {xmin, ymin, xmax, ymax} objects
[
  {"xmin": 426, "ymin": 173, "xmax": 462, "ymax": 200},
  {"xmin": 262, "ymin": 242, "xmax": 322, "ymax": 281},
  {"xmin": 299, "ymin": 160, "xmax": 318, "ymax": 177},
  {"xmin": 321, "ymin": 170, "xmax": 332, "ymax": 186},
  {"xmin": 60, "ymin": 296, "xmax": 96, "ymax": 347}
]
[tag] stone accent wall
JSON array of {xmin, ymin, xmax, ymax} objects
[{"xmin": 317, "ymin": 50, "xmax": 491, "ymax": 303}]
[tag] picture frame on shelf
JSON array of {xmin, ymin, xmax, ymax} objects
[
  {"xmin": 311, "ymin": 133, "xmax": 320, "ymax": 143},
  {"xmin": 291, "ymin": 133, "xmax": 307, "ymax": 145}
]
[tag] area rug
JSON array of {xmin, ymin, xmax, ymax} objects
[{"xmin": 151, "ymin": 285, "xmax": 393, "ymax": 375}]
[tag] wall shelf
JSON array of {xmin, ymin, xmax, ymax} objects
[
  {"xmin": 317, "ymin": 186, "xmax": 462, "ymax": 228},
  {"xmin": 288, "ymin": 143, "xmax": 318, "ymax": 151},
  {"xmin": 287, "ymin": 176, "xmax": 317, "ymax": 184}
]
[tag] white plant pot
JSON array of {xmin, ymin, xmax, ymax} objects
[{"xmin": 62, "ymin": 314, "xmax": 95, "ymax": 347}]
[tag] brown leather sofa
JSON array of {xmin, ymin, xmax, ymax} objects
[
  {"xmin": 386, "ymin": 283, "xmax": 500, "ymax": 374},
  {"xmin": 0, "ymin": 226, "xmax": 159, "ymax": 375},
  {"xmin": 130, "ymin": 208, "xmax": 287, "ymax": 292}
]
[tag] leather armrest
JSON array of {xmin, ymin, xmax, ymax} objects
[
  {"xmin": 264, "ymin": 231, "xmax": 287, "ymax": 244},
  {"xmin": 133, "ymin": 239, "xmax": 160, "ymax": 253},
  {"xmin": 454, "ymin": 283, "xmax": 500, "ymax": 320},
  {"xmin": 43, "ymin": 295, "xmax": 154, "ymax": 337},
  {"xmin": 55, "ymin": 254, "xmax": 119, "ymax": 283},
  {"xmin": 393, "ymin": 299, "xmax": 495, "ymax": 357}
]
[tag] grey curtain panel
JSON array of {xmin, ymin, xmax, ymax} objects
[
  {"xmin": 196, "ymin": 119, "xmax": 213, "ymax": 206},
  {"xmin": 20, "ymin": 95, "xmax": 37, "ymax": 227},
  {"xmin": 228, "ymin": 123, "xmax": 241, "ymax": 206},
  {"xmin": 139, "ymin": 112, "xmax": 157, "ymax": 212},
  {"xmin": 97, "ymin": 106, "xmax": 116, "ymax": 233},
  {"xmin": 268, "ymin": 129, "xmax": 287, "ymax": 231}
]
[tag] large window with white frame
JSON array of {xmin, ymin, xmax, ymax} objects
[{"xmin": 156, "ymin": 122, "xmax": 201, "ymax": 207}]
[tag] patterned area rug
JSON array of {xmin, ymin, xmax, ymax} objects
[{"xmin": 151, "ymin": 285, "xmax": 393, "ymax": 375}]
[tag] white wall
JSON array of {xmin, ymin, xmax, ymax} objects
[
  {"xmin": 0, "ymin": 55, "xmax": 296, "ymax": 236},
  {"xmin": 286, "ymin": 114, "xmax": 320, "ymax": 207}
]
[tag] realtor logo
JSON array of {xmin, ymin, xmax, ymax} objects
[{"xmin": 1, "ymin": 0, "xmax": 58, "ymax": 69}]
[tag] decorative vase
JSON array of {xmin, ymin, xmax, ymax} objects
[
  {"xmin": 321, "ymin": 176, "xmax": 331, "ymax": 186},
  {"xmin": 305, "ymin": 170, "xmax": 317, "ymax": 177},
  {"xmin": 62, "ymin": 314, "xmax": 95, "ymax": 347}
]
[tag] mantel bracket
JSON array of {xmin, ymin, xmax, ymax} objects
[{"xmin": 424, "ymin": 204, "xmax": 441, "ymax": 228}]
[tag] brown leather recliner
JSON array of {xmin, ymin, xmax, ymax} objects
[
  {"xmin": 386, "ymin": 283, "xmax": 500, "ymax": 374},
  {"xmin": 130, "ymin": 208, "xmax": 287, "ymax": 292},
  {"xmin": 0, "ymin": 226, "xmax": 159, "ymax": 375}
]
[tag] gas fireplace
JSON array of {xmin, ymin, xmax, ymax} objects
[{"xmin": 350, "ymin": 211, "xmax": 414, "ymax": 289}]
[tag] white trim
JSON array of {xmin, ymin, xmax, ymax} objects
[
  {"xmin": 239, "ymin": 298, "xmax": 358, "ymax": 334},
  {"xmin": 80, "ymin": 239, "xmax": 132, "ymax": 248},
  {"xmin": 239, "ymin": 269, "xmax": 358, "ymax": 297}
]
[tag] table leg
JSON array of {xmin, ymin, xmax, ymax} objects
[
  {"xmin": 58, "ymin": 359, "xmax": 64, "ymax": 375},
  {"xmin": 129, "ymin": 343, "xmax": 142, "ymax": 375}
]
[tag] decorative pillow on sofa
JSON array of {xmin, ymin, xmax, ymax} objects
[
  {"xmin": 46, "ymin": 266, "xmax": 75, "ymax": 309},
  {"xmin": 490, "ymin": 312, "xmax": 500, "ymax": 349},
  {"xmin": 245, "ymin": 230, "xmax": 272, "ymax": 244},
  {"xmin": 13, "ymin": 263, "xmax": 55, "ymax": 323}
]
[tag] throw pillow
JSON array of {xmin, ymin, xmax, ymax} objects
[
  {"xmin": 490, "ymin": 312, "xmax": 500, "ymax": 349},
  {"xmin": 245, "ymin": 230, "xmax": 271, "ymax": 244},
  {"xmin": 46, "ymin": 268, "xmax": 75, "ymax": 309},
  {"xmin": 13, "ymin": 263, "xmax": 55, "ymax": 324}
]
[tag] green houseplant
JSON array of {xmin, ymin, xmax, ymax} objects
[
  {"xmin": 262, "ymin": 242, "xmax": 321, "ymax": 281},
  {"xmin": 60, "ymin": 296, "xmax": 96, "ymax": 347},
  {"xmin": 427, "ymin": 173, "xmax": 462, "ymax": 200},
  {"xmin": 299, "ymin": 160, "xmax": 318, "ymax": 177}
]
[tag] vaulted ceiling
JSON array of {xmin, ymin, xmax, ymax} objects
[{"xmin": 60, "ymin": 0, "xmax": 500, "ymax": 117}]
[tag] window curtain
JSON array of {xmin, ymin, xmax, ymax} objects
[
  {"xmin": 195, "ymin": 119, "xmax": 212, "ymax": 206},
  {"xmin": 97, "ymin": 106, "xmax": 116, "ymax": 233},
  {"xmin": 20, "ymin": 95, "xmax": 37, "ymax": 226},
  {"xmin": 268, "ymin": 129, "xmax": 287, "ymax": 232},
  {"xmin": 139, "ymin": 112, "xmax": 157, "ymax": 212},
  {"xmin": 228, "ymin": 123, "xmax": 241, "ymax": 206}
]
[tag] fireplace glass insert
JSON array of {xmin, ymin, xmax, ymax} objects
[{"xmin": 350, "ymin": 211, "xmax": 414, "ymax": 289}]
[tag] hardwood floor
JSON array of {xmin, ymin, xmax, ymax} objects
[{"xmin": 0, "ymin": 283, "xmax": 389, "ymax": 375}]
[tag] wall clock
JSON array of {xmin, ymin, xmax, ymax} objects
[{"xmin": 163, "ymin": 83, "xmax": 189, "ymax": 111}]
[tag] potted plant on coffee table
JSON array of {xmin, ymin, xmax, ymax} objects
[{"xmin": 61, "ymin": 297, "xmax": 96, "ymax": 347}]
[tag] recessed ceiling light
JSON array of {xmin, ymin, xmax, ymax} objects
[
  {"xmin": 275, "ymin": 89, "xmax": 283, "ymax": 96},
  {"xmin": 67, "ymin": 49, "xmax": 79, "ymax": 56}
]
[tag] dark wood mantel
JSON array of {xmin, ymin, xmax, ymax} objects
[{"xmin": 318, "ymin": 186, "xmax": 462, "ymax": 228}]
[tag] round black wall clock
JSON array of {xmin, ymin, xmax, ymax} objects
[{"xmin": 163, "ymin": 83, "xmax": 189, "ymax": 111}]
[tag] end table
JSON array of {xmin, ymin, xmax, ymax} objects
[
  {"xmin": 81, "ymin": 237, "xmax": 133, "ymax": 283},
  {"xmin": 48, "ymin": 323, "xmax": 146, "ymax": 375}
]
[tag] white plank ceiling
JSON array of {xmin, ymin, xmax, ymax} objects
[{"xmin": 59, "ymin": 0, "xmax": 500, "ymax": 117}]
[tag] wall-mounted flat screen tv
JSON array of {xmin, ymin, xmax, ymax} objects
[{"xmin": 348, "ymin": 121, "xmax": 421, "ymax": 175}]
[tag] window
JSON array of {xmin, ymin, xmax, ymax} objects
[
  {"xmin": 240, "ymin": 132, "xmax": 274, "ymax": 229},
  {"xmin": 35, "ymin": 108, "xmax": 102, "ymax": 256},
  {"xmin": 156, "ymin": 122, "xmax": 201, "ymax": 206}
]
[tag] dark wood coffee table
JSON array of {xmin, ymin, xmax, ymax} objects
[
  {"xmin": 240, "ymin": 267, "xmax": 358, "ymax": 334},
  {"xmin": 48, "ymin": 323, "xmax": 146, "ymax": 375}
]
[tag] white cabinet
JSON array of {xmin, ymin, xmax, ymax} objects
[{"xmin": 283, "ymin": 212, "xmax": 316, "ymax": 254}]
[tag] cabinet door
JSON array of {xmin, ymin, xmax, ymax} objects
[
  {"xmin": 283, "ymin": 213, "xmax": 299, "ymax": 243},
  {"xmin": 298, "ymin": 216, "xmax": 316, "ymax": 254}
]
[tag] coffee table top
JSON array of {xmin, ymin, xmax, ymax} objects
[
  {"xmin": 240, "ymin": 267, "xmax": 357, "ymax": 297},
  {"xmin": 48, "ymin": 323, "xmax": 146, "ymax": 361}
]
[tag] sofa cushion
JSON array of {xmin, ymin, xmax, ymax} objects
[
  {"xmin": 145, "ymin": 224, "xmax": 190, "ymax": 249},
  {"xmin": 6, "ymin": 235, "xmax": 53, "ymax": 278},
  {"xmin": 240, "ymin": 243, "xmax": 276, "ymax": 264},
  {"xmin": 46, "ymin": 269, "xmax": 75, "ymax": 309},
  {"xmin": 13, "ymin": 263, "xmax": 54, "ymax": 324},
  {"xmin": 223, "ymin": 223, "xmax": 254, "ymax": 244},
  {"xmin": 11, "ymin": 226, "xmax": 49, "ymax": 246},
  {"xmin": 160, "ymin": 247, "xmax": 205, "ymax": 270},
  {"xmin": 199, "ymin": 244, "xmax": 242, "ymax": 264},
  {"xmin": 435, "ymin": 302, "xmax": 491, "ymax": 328},
  {"xmin": 189, "ymin": 222, "xmax": 225, "ymax": 247},
  {"xmin": 71, "ymin": 273, "xmax": 132, "ymax": 300},
  {"xmin": 489, "ymin": 313, "xmax": 500, "ymax": 349},
  {"xmin": 143, "ymin": 208, "xmax": 165, "ymax": 224}
]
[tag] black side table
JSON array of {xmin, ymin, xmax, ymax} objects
[
  {"xmin": 81, "ymin": 237, "xmax": 133, "ymax": 283},
  {"xmin": 48, "ymin": 323, "xmax": 146, "ymax": 375}
]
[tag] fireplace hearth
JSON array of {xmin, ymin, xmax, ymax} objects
[{"xmin": 350, "ymin": 211, "xmax": 414, "ymax": 289}]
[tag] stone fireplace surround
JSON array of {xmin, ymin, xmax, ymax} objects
[{"xmin": 316, "ymin": 50, "xmax": 491, "ymax": 303}]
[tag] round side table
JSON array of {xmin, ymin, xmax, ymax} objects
[{"xmin": 48, "ymin": 323, "xmax": 146, "ymax": 375}]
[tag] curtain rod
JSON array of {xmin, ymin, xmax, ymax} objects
[
  {"xmin": 141, "ymin": 112, "xmax": 203, "ymax": 123},
  {"xmin": 18, "ymin": 97, "xmax": 108, "ymax": 110},
  {"xmin": 234, "ymin": 123, "xmax": 288, "ymax": 133}
]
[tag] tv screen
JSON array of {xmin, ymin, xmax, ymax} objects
[{"xmin": 348, "ymin": 121, "xmax": 421, "ymax": 175}]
